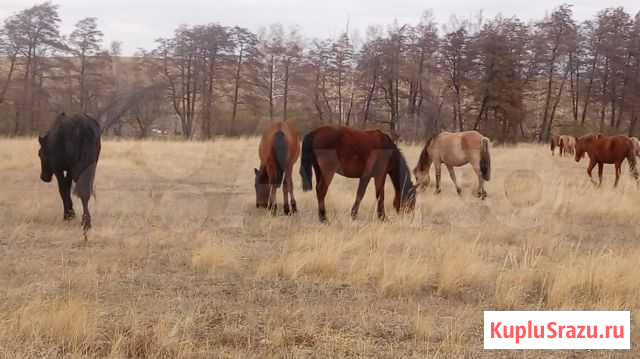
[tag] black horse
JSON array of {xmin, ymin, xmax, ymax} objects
[{"xmin": 38, "ymin": 113, "xmax": 101, "ymax": 233}]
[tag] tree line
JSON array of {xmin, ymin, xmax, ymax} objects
[{"xmin": 1, "ymin": 2, "xmax": 639, "ymax": 142}]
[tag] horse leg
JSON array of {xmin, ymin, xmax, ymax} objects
[
  {"xmin": 351, "ymin": 176, "xmax": 371, "ymax": 220},
  {"xmin": 469, "ymin": 160, "xmax": 486, "ymax": 199},
  {"xmin": 597, "ymin": 162, "xmax": 603, "ymax": 187},
  {"xmin": 282, "ymin": 175, "xmax": 291, "ymax": 215},
  {"xmin": 268, "ymin": 184, "xmax": 277, "ymax": 215},
  {"xmin": 56, "ymin": 173, "xmax": 75, "ymax": 220},
  {"xmin": 434, "ymin": 161, "xmax": 442, "ymax": 194},
  {"xmin": 286, "ymin": 171, "xmax": 297, "ymax": 214},
  {"xmin": 446, "ymin": 165, "xmax": 461, "ymax": 195},
  {"xmin": 315, "ymin": 166, "xmax": 335, "ymax": 223},
  {"xmin": 80, "ymin": 193, "xmax": 91, "ymax": 237},
  {"xmin": 614, "ymin": 162, "xmax": 621, "ymax": 187},
  {"xmin": 373, "ymin": 174, "xmax": 386, "ymax": 221},
  {"xmin": 586, "ymin": 159, "xmax": 596, "ymax": 184}
]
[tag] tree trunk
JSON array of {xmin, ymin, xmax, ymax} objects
[{"xmin": 231, "ymin": 46, "xmax": 244, "ymax": 135}]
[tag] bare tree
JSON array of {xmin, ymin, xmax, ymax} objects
[{"xmin": 68, "ymin": 17, "xmax": 103, "ymax": 113}]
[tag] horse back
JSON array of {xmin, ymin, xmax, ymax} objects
[
  {"xmin": 431, "ymin": 131, "xmax": 484, "ymax": 165},
  {"xmin": 259, "ymin": 121, "xmax": 300, "ymax": 166},
  {"xmin": 47, "ymin": 114, "xmax": 100, "ymax": 168},
  {"xmin": 591, "ymin": 135, "xmax": 633, "ymax": 163}
]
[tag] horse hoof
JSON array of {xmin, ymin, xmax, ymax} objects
[
  {"xmin": 456, "ymin": 188, "xmax": 462, "ymax": 195},
  {"xmin": 434, "ymin": 189, "xmax": 441, "ymax": 195},
  {"xmin": 291, "ymin": 203, "xmax": 298, "ymax": 214},
  {"xmin": 81, "ymin": 220, "xmax": 91, "ymax": 231},
  {"xmin": 284, "ymin": 204, "xmax": 290, "ymax": 216},
  {"xmin": 63, "ymin": 211, "xmax": 76, "ymax": 220}
]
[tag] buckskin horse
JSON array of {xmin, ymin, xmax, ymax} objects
[
  {"xmin": 575, "ymin": 134, "xmax": 639, "ymax": 187},
  {"xmin": 559, "ymin": 135, "xmax": 576, "ymax": 156},
  {"xmin": 38, "ymin": 113, "xmax": 101, "ymax": 235},
  {"xmin": 413, "ymin": 131, "xmax": 491, "ymax": 199},
  {"xmin": 254, "ymin": 121, "xmax": 300, "ymax": 215},
  {"xmin": 299, "ymin": 126, "xmax": 416, "ymax": 222},
  {"xmin": 632, "ymin": 137, "xmax": 640, "ymax": 158}
]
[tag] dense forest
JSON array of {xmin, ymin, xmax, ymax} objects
[{"xmin": 1, "ymin": 2, "xmax": 639, "ymax": 142}]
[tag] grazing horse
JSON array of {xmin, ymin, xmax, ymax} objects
[
  {"xmin": 550, "ymin": 135, "xmax": 560, "ymax": 156},
  {"xmin": 413, "ymin": 131, "xmax": 491, "ymax": 199},
  {"xmin": 631, "ymin": 137, "xmax": 640, "ymax": 158},
  {"xmin": 38, "ymin": 113, "xmax": 101, "ymax": 234},
  {"xmin": 254, "ymin": 121, "xmax": 300, "ymax": 215},
  {"xmin": 299, "ymin": 126, "xmax": 416, "ymax": 222},
  {"xmin": 575, "ymin": 134, "xmax": 639, "ymax": 187}
]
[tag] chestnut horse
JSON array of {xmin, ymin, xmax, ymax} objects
[
  {"xmin": 254, "ymin": 121, "xmax": 300, "ymax": 215},
  {"xmin": 299, "ymin": 126, "xmax": 416, "ymax": 222},
  {"xmin": 414, "ymin": 131, "xmax": 491, "ymax": 199},
  {"xmin": 575, "ymin": 134, "xmax": 639, "ymax": 187}
]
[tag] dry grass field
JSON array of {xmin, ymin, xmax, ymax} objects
[{"xmin": 1, "ymin": 137, "xmax": 639, "ymax": 358}]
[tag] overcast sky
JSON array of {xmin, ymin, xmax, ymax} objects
[{"xmin": 1, "ymin": 0, "xmax": 639, "ymax": 54}]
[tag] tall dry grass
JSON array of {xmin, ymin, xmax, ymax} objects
[{"xmin": 0, "ymin": 137, "xmax": 639, "ymax": 357}]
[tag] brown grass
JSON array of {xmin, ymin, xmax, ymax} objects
[{"xmin": 0, "ymin": 137, "xmax": 639, "ymax": 358}]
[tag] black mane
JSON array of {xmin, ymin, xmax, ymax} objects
[{"xmin": 383, "ymin": 134, "xmax": 415, "ymax": 200}]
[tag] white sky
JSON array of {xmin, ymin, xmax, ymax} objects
[{"xmin": 1, "ymin": 0, "xmax": 639, "ymax": 54}]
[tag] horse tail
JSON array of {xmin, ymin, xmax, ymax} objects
[
  {"xmin": 272, "ymin": 131, "xmax": 287, "ymax": 188},
  {"xmin": 300, "ymin": 131, "xmax": 315, "ymax": 191},
  {"xmin": 480, "ymin": 137, "xmax": 491, "ymax": 181}
]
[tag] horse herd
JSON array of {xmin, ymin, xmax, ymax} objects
[
  {"xmin": 551, "ymin": 133, "xmax": 639, "ymax": 187},
  {"xmin": 36, "ymin": 113, "xmax": 640, "ymax": 237},
  {"xmin": 254, "ymin": 122, "xmax": 493, "ymax": 222}
]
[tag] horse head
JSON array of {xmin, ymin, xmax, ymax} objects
[
  {"xmin": 574, "ymin": 135, "xmax": 595, "ymax": 162},
  {"xmin": 394, "ymin": 184, "xmax": 416, "ymax": 214},
  {"xmin": 413, "ymin": 143, "xmax": 432, "ymax": 191},
  {"xmin": 38, "ymin": 135, "xmax": 53, "ymax": 182},
  {"xmin": 254, "ymin": 167, "xmax": 269, "ymax": 208}
]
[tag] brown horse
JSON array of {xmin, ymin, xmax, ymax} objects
[
  {"xmin": 254, "ymin": 121, "xmax": 300, "ymax": 215},
  {"xmin": 575, "ymin": 134, "xmax": 639, "ymax": 187},
  {"xmin": 299, "ymin": 126, "xmax": 416, "ymax": 222},
  {"xmin": 414, "ymin": 131, "xmax": 491, "ymax": 199}
]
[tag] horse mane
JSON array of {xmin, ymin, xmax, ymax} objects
[
  {"xmin": 425, "ymin": 132, "xmax": 440, "ymax": 149},
  {"xmin": 382, "ymin": 134, "xmax": 415, "ymax": 199}
]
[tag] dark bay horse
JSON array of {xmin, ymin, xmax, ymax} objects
[
  {"xmin": 575, "ymin": 134, "xmax": 638, "ymax": 187},
  {"xmin": 299, "ymin": 126, "xmax": 416, "ymax": 222},
  {"xmin": 413, "ymin": 131, "xmax": 491, "ymax": 199},
  {"xmin": 254, "ymin": 121, "xmax": 300, "ymax": 215},
  {"xmin": 38, "ymin": 113, "xmax": 101, "ymax": 234}
]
